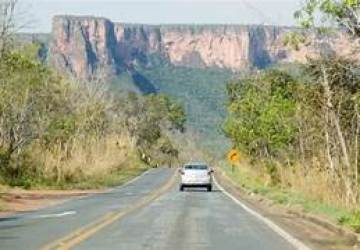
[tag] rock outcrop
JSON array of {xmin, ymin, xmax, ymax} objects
[
  {"xmin": 49, "ymin": 15, "xmax": 354, "ymax": 78},
  {"xmin": 50, "ymin": 16, "xmax": 122, "ymax": 79}
]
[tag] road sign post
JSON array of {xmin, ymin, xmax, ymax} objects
[{"xmin": 228, "ymin": 149, "xmax": 240, "ymax": 173}]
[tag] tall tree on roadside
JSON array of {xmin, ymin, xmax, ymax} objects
[
  {"xmin": 295, "ymin": 0, "xmax": 360, "ymax": 37},
  {"xmin": 304, "ymin": 56, "xmax": 360, "ymax": 204},
  {"xmin": 293, "ymin": 0, "xmax": 360, "ymax": 204},
  {"xmin": 0, "ymin": 0, "xmax": 18, "ymax": 55}
]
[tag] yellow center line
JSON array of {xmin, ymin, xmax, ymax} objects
[{"xmin": 40, "ymin": 171, "xmax": 177, "ymax": 250}]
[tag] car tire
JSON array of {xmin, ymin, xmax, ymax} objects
[
  {"xmin": 179, "ymin": 185, "xmax": 184, "ymax": 192},
  {"xmin": 207, "ymin": 185, "xmax": 212, "ymax": 192}
]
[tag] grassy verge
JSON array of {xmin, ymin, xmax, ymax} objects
[
  {"xmin": 64, "ymin": 164, "xmax": 149, "ymax": 190},
  {"xmin": 35, "ymin": 154, "xmax": 148, "ymax": 190},
  {"xmin": 0, "ymin": 155, "xmax": 149, "ymax": 215},
  {"xmin": 3, "ymin": 163, "xmax": 149, "ymax": 191},
  {"xmin": 219, "ymin": 161, "xmax": 360, "ymax": 233},
  {"xmin": 1, "ymin": 150, "xmax": 149, "ymax": 191}
]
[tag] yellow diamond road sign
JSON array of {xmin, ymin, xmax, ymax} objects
[{"xmin": 228, "ymin": 149, "xmax": 240, "ymax": 164}]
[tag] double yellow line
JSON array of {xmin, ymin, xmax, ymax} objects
[{"xmin": 41, "ymin": 171, "xmax": 177, "ymax": 250}]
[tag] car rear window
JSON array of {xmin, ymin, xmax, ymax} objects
[{"xmin": 184, "ymin": 165, "xmax": 208, "ymax": 170}]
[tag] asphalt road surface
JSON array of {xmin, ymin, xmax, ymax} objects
[{"xmin": 0, "ymin": 168, "xmax": 299, "ymax": 250}]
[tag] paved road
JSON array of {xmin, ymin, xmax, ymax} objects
[{"xmin": 0, "ymin": 168, "xmax": 297, "ymax": 250}]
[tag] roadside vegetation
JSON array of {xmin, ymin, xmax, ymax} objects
[
  {"xmin": 0, "ymin": 1, "xmax": 186, "ymax": 189},
  {"xmin": 221, "ymin": 160, "xmax": 360, "ymax": 233},
  {"xmin": 224, "ymin": 0, "xmax": 360, "ymax": 232}
]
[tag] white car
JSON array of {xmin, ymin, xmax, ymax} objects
[{"xmin": 179, "ymin": 162, "xmax": 213, "ymax": 192}]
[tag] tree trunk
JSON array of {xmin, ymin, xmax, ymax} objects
[
  {"xmin": 321, "ymin": 67, "xmax": 336, "ymax": 176},
  {"xmin": 321, "ymin": 66, "xmax": 355, "ymax": 204},
  {"xmin": 355, "ymin": 103, "xmax": 359, "ymax": 201}
]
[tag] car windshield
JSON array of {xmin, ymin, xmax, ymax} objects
[{"xmin": 184, "ymin": 165, "xmax": 208, "ymax": 170}]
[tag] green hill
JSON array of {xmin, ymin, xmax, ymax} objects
[{"xmin": 113, "ymin": 57, "xmax": 234, "ymax": 155}]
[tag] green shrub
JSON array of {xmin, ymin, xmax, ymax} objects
[{"xmin": 339, "ymin": 211, "xmax": 360, "ymax": 233}]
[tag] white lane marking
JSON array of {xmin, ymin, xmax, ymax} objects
[
  {"xmin": 31, "ymin": 211, "xmax": 77, "ymax": 219},
  {"xmin": 213, "ymin": 176, "xmax": 311, "ymax": 250},
  {"xmin": 112, "ymin": 168, "xmax": 151, "ymax": 191},
  {"xmin": 1, "ymin": 170, "xmax": 152, "ymax": 221}
]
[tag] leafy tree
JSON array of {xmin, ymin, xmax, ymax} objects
[
  {"xmin": 0, "ymin": 50, "xmax": 51, "ymax": 174},
  {"xmin": 224, "ymin": 70, "xmax": 297, "ymax": 160},
  {"xmin": 119, "ymin": 92, "xmax": 186, "ymax": 167},
  {"xmin": 295, "ymin": 0, "xmax": 360, "ymax": 37}
]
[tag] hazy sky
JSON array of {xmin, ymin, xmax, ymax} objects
[{"xmin": 21, "ymin": 0, "xmax": 302, "ymax": 33}]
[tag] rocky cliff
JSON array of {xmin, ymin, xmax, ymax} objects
[{"xmin": 50, "ymin": 15, "xmax": 353, "ymax": 79}]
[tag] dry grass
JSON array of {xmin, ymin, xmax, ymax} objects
[
  {"xmin": 280, "ymin": 163, "xmax": 346, "ymax": 207},
  {"xmin": 229, "ymin": 156, "xmax": 359, "ymax": 209},
  {"xmin": 269, "ymin": 156, "xmax": 359, "ymax": 210},
  {"xmin": 26, "ymin": 134, "xmax": 146, "ymax": 188},
  {"xmin": 221, "ymin": 157, "xmax": 360, "ymax": 232},
  {"xmin": 252, "ymin": 161, "xmax": 356, "ymax": 208}
]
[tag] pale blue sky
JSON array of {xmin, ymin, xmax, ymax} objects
[{"xmin": 21, "ymin": 0, "xmax": 302, "ymax": 33}]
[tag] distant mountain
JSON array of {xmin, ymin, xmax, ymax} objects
[{"xmin": 49, "ymin": 15, "xmax": 354, "ymax": 81}]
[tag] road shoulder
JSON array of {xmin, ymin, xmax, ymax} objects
[
  {"xmin": 0, "ymin": 167, "xmax": 150, "ymax": 217},
  {"xmin": 0, "ymin": 189, "xmax": 102, "ymax": 217},
  {"xmin": 215, "ymin": 168, "xmax": 360, "ymax": 250}
]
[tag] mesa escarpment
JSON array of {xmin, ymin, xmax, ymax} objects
[
  {"xmin": 50, "ymin": 16, "xmax": 122, "ymax": 78},
  {"xmin": 49, "ymin": 15, "xmax": 353, "ymax": 79}
]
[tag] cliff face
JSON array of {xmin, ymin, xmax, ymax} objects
[
  {"xmin": 50, "ymin": 16, "xmax": 122, "ymax": 79},
  {"xmin": 49, "ymin": 15, "xmax": 352, "ymax": 78}
]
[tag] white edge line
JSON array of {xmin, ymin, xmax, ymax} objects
[
  {"xmin": 213, "ymin": 176, "xmax": 311, "ymax": 250},
  {"xmin": 32, "ymin": 211, "xmax": 77, "ymax": 219},
  {"xmin": 94, "ymin": 168, "xmax": 152, "ymax": 194},
  {"xmin": 116, "ymin": 168, "xmax": 151, "ymax": 188},
  {"xmin": 0, "ymin": 169, "xmax": 152, "ymax": 220},
  {"xmin": 57, "ymin": 168, "xmax": 151, "ymax": 202}
]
